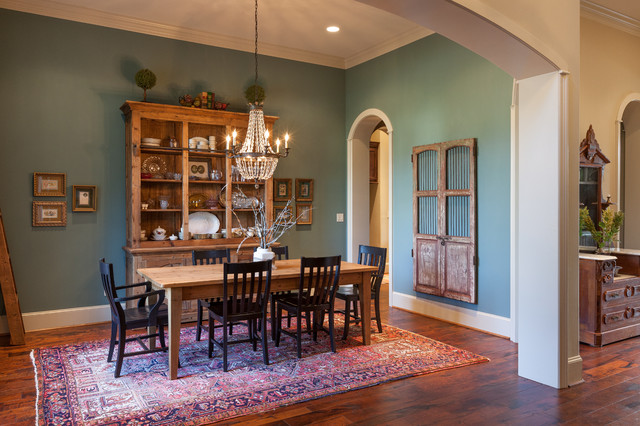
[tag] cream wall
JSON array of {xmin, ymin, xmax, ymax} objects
[
  {"xmin": 580, "ymin": 17, "xmax": 640, "ymax": 202},
  {"xmin": 368, "ymin": 129, "xmax": 389, "ymax": 266}
]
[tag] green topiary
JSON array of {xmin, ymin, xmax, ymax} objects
[
  {"xmin": 244, "ymin": 84, "xmax": 265, "ymax": 105},
  {"xmin": 135, "ymin": 68, "xmax": 157, "ymax": 102}
]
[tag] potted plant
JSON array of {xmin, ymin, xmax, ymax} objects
[
  {"xmin": 135, "ymin": 68, "xmax": 157, "ymax": 102},
  {"xmin": 580, "ymin": 206, "xmax": 624, "ymax": 254}
]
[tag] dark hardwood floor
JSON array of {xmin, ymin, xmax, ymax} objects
[{"xmin": 2, "ymin": 281, "xmax": 640, "ymax": 425}]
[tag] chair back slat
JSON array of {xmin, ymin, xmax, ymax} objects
[
  {"xmin": 99, "ymin": 258, "xmax": 125, "ymax": 321},
  {"xmin": 358, "ymin": 245, "xmax": 387, "ymax": 292},
  {"xmin": 193, "ymin": 248, "xmax": 230, "ymax": 265},
  {"xmin": 271, "ymin": 245, "xmax": 289, "ymax": 260},
  {"xmin": 223, "ymin": 260, "xmax": 271, "ymax": 317},
  {"xmin": 298, "ymin": 256, "xmax": 341, "ymax": 308}
]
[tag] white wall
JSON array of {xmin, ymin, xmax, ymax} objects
[{"xmin": 516, "ymin": 72, "xmax": 562, "ymax": 387}]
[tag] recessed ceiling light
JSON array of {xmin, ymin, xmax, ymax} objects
[{"xmin": 326, "ymin": 26, "xmax": 340, "ymax": 33}]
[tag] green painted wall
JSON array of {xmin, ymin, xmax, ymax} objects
[
  {"xmin": 0, "ymin": 9, "xmax": 345, "ymax": 314},
  {"xmin": 346, "ymin": 35, "xmax": 512, "ymax": 317}
]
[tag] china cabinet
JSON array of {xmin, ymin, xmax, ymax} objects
[{"xmin": 120, "ymin": 101, "xmax": 275, "ymax": 321}]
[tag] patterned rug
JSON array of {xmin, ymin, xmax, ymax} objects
[{"xmin": 32, "ymin": 319, "xmax": 488, "ymax": 425}]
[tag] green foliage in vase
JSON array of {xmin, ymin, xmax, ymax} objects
[
  {"xmin": 244, "ymin": 84, "xmax": 265, "ymax": 105},
  {"xmin": 580, "ymin": 206, "xmax": 624, "ymax": 252},
  {"xmin": 135, "ymin": 68, "xmax": 157, "ymax": 102}
]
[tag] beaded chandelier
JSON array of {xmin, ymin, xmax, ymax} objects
[{"xmin": 233, "ymin": 0, "xmax": 289, "ymax": 181}]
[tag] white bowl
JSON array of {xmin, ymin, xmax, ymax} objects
[{"xmin": 142, "ymin": 137, "xmax": 162, "ymax": 145}]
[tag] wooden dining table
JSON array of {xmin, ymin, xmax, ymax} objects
[{"xmin": 137, "ymin": 259, "xmax": 378, "ymax": 379}]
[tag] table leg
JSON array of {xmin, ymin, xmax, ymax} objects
[
  {"xmin": 167, "ymin": 287, "xmax": 183, "ymax": 379},
  {"xmin": 359, "ymin": 271, "xmax": 371, "ymax": 345}
]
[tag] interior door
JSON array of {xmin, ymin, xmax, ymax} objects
[{"xmin": 413, "ymin": 138, "xmax": 477, "ymax": 303}]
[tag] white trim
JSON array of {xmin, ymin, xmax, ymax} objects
[
  {"xmin": 392, "ymin": 291, "xmax": 511, "ymax": 338},
  {"xmin": 0, "ymin": 305, "xmax": 111, "ymax": 333},
  {"xmin": 345, "ymin": 27, "xmax": 434, "ymax": 69},
  {"xmin": 581, "ymin": 1, "xmax": 640, "ymax": 38},
  {"xmin": 510, "ymin": 78, "xmax": 518, "ymax": 343},
  {"xmin": 616, "ymin": 94, "xmax": 640, "ymax": 246}
]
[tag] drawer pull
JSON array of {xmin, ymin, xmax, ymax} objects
[
  {"xmin": 626, "ymin": 286, "xmax": 635, "ymax": 298},
  {"xmin": 604, "ymin": 289, "xmax": 623, "ymax": 301},
  {"xmin": 603, "ymin": 312, "xmax": 625, "ymax": 324}
]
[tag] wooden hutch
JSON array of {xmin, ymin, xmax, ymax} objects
[{"xmin": 121, "ymin": 101, "xmax": 275, "ymax": 321}]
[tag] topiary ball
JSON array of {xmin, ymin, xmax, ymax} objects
[
  {"xmin": 244, "ymin": 84, "xmax": 265, "ymax": 105},
  {"xmin": 135, "ymin": 69, "xmax": 157, "ymax": 90}
]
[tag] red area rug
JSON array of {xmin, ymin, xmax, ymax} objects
[{"xmin": 32, "ymin": 319, "xmax": 488, "ymax": 425}]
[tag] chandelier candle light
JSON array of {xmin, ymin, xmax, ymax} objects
[{"xmin": 227, "ymin": 0, "xmax": 290, "ymax": 182}]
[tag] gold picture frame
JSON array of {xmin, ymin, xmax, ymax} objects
[
  {"xmin": 295, "ymin": 178, "xmax": 313, "ymax": 202},
  {"xmin": 33, "ymin": 172, "xmax": 66, "ymax": 197},
  {"xmin": 33, "ymin": 201, "xmax": 67, "ymax": 226},
  {"xmin": 273, "ymin": 178, "xmax": 292, "ymax": 202},
  {"xmin": 296, "ymin": 203, "xmax": 312, "ymax": 225},
  {"xmin": 72, "ymin": 185, "xmax": 97, "ymax": 212},
  {"xmin": 188, "ymin": 158, "xmax": 211, "ymax": 180}
]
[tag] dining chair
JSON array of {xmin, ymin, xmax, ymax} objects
[
  {"xmin": 335, "ymin": 245, "xmax": 387, "ymax": 340},
  {"xmin": 99, "ymin": 258, "xmax": 168, "ymax": 378},
  {"xmin": 274, "ymin": 255, "xmax": 341, "ymax": 358},
  {"xmin": 207, "ymin": 260, "xmax": 272, "ymax": 371},
  {"xmin": 193, "ymin": 248, "xmax": 231, "ymax": 341}
]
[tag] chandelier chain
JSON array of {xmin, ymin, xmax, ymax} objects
[{"xmin": 254, "ymin": 0, "xmax": 258, "ymax": 87}]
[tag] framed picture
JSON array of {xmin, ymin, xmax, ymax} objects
[
  {"xmin": 296, "ymin": 203, "xmax": 312, "ymax": 225},
  {"xmin": 33, "ymin": 172, "xmax": 66, "ymax": 197},
  {"xmin": 72, "ymin": 185, "xmax": 97, "ymax": 212},
  {"xmin": 274, "ymin": 204, "xmax": 294, "ymax": 221},
  {"xmin": 295, "ymin": 178, "xmax": 313, "ymax": 202},
  {"xmin": 273, "ymin": 178, "xmax": 292, "ymax": 202},
  {"xmin": 33, "ymin": 201, "xmax": 67, "ymax": 226},
  {"xmin": 188, "ymin": 158, "xmax": 211, "ymax": 180}
]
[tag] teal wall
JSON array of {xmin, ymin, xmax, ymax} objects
[
  {"xmin": 0, "ymin": 10, "xmax": 511, "ymax": 320},
  {"xmin": 346, "ymin": 35, "xmax": 512, "ymax": 317},
  {"xmin": 0, "ymin": 9, "xmax": 345, "ymax": 314}
]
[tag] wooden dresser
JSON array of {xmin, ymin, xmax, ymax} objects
[{"xmin": 579, "ymin": 249, "xmax": 640, "ymax": 346}]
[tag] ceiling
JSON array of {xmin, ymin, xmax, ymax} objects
[{"xmin": 1, "ymin": 0, "xmax": 638, "ymax": 69}]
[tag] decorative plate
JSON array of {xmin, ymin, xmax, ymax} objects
[
  {"xmin": 142, "ymin": 156, "xmax": 167, "ymax": 175},
  {"xmin": 188, "ymin": 212, "xmax": 220, "ymax": 234}
]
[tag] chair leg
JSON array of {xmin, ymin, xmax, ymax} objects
[
  {"xmin": 208, "ymin": 312, "xmax": 215, "ymax": 358},
  {"xmin": 251, "ymin": 319, "xmax": 257, "ymax": 351},
  {"xmin": 353, "ymin": 299, "xmax": 360, "ymax": 325},
  {"xmin": 196, "ymin": 300, "xmax": 204, "ymax": 341},
  {"xmin": 261, "ymin": 316, "xmax": 269, "ymax": 366},
  {"xmin": 114, "ymin": 323, "xmax": 126, "ymax": 378},
  {"xmin": 296, "ymin": 312, "xmax": 303, "ymax": 358},
  {"xmin": 329, "ymin": 307, "xmax": 336, "ymax": 353},
  {"xmin": 222, "ymin": 321, "xmax": 228, "ymax": 372},
  {"xmin": 275, "ymin": 305, "xmax": 282, "ymax": 347},
  {"xmin": 107, "ymin": 322, "xmax": 117, "ymax": 362},
  {"xmin": 341, "ymin": 299, "xmax": 351, "ymax": 340},
  {"xmin": 374, "ymin": 296, "xmax": 382, "ymax": 333},
  {"xmin": 158, "ymin": 322, "xmax": 166, "ymax": 349},
  {"xmin": 271, "ymin": 296, "xmax": 277, "ymax": 341}
]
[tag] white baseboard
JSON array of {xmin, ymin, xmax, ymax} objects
[
  {"xmin": 392, "ymin": 291, "xmax": 512, "ymax": 339},
  {"xmin": 0, "ymin": 304, "xmax": 111, "ymax": 334}
]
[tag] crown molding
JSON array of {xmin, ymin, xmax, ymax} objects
[
  {"xmin": 0, "ymin": 0, "xmax": 347, "ymax": 68},
  {"xmin": 581, "ymin": 1, "xmax": 640, "ymax": 38},
  {"xmin": 345, "ymin": 27, "xmax": 434, "ymax": 69}
]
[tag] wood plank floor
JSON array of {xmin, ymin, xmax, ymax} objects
[{"xmin": 2, "ymin": 282, "xmax": 640, "ymax": 425}]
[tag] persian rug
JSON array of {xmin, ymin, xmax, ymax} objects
[{"xmin": 32, "ymin": 319, "xmax": 488, "ymax": 425}]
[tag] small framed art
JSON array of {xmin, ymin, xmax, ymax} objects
[
  {"xmin": 274, "ymin": 204, "xmax": 294, "ymax": 221},
  {"xmin": 295, "ymin": 178, "xmax": 313, "ymax": 202},
  {"xmin": 188, "ymin": 159, "xmax": 211, "ymax": 180},
  {"xmin": 33, "ymin": 201, "xmax": 67, "ymax": 226},
  {"xmin": 72, "ymin": 185, "xmax": 97, "ymax": 212},
  {"xmin": 273, "ymin": 178, "xmax": 292, "ymax": 202},
  {"xmin": 296, "ymin": 203, "xmax": 312, "ymax": 225},
  {"xmin": 33, "ymin": 172, "xmax": 66, "ymax": 197}
]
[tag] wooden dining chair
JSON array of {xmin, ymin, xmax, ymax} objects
[
  {"xmin": 193, "ymin": 248, "xmax": 230, "ymax": 341},
  {"xmin": 335, "ymin": 245, "xmax": 387, "ymax": 340},
  {"xmin": 207, "ymin": 260, "xmax": 272, "ymax": 371},
  {"xmin": 274, "ymin": 255, "xmax": 341, "ymax": 358},
  {"xmin": 99, "ymin": 258, "xmax": 168, "ymax": 378}
]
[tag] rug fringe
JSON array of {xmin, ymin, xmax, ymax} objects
[{"xmin": 30, "ymin": 349, "xmax": 40, "ymax": 426}]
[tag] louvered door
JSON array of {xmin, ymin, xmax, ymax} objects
[{"xmin": 413, "ymin": 138, "xmax": 477, "ymax": 303}]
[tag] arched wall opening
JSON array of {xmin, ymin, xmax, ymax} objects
[
  {"xmin": 617, "ymin": 95, "xmax": 640, "ymax": 247},
  {"xmin": 353, "ymin": 0, "xmax": 580, "ymax": 389}
]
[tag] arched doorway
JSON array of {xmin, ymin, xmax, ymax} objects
[
  {"xmin": 347, "ymin": 109, "xmax": 394, "ymax": 303},
  {"xmin": 617, "ymin": 94, "xmax": 640, "ymax": 247},
  {"xmin": 354, "ymin": 0, "xmax": 579, "ymax": 389}
]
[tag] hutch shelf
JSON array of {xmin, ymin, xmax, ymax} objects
[{"xmin": 121, "ymin": 101, "xmax": 276, "ymax": 321}]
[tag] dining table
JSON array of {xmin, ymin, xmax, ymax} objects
[{"xmin": 137, "ymin": 258, "xmax": 378, "ymax": 379}]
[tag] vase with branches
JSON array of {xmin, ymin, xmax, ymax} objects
[{"xmin": 580, "ymin": 206, "xmax": 624, "ymax": 253}]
